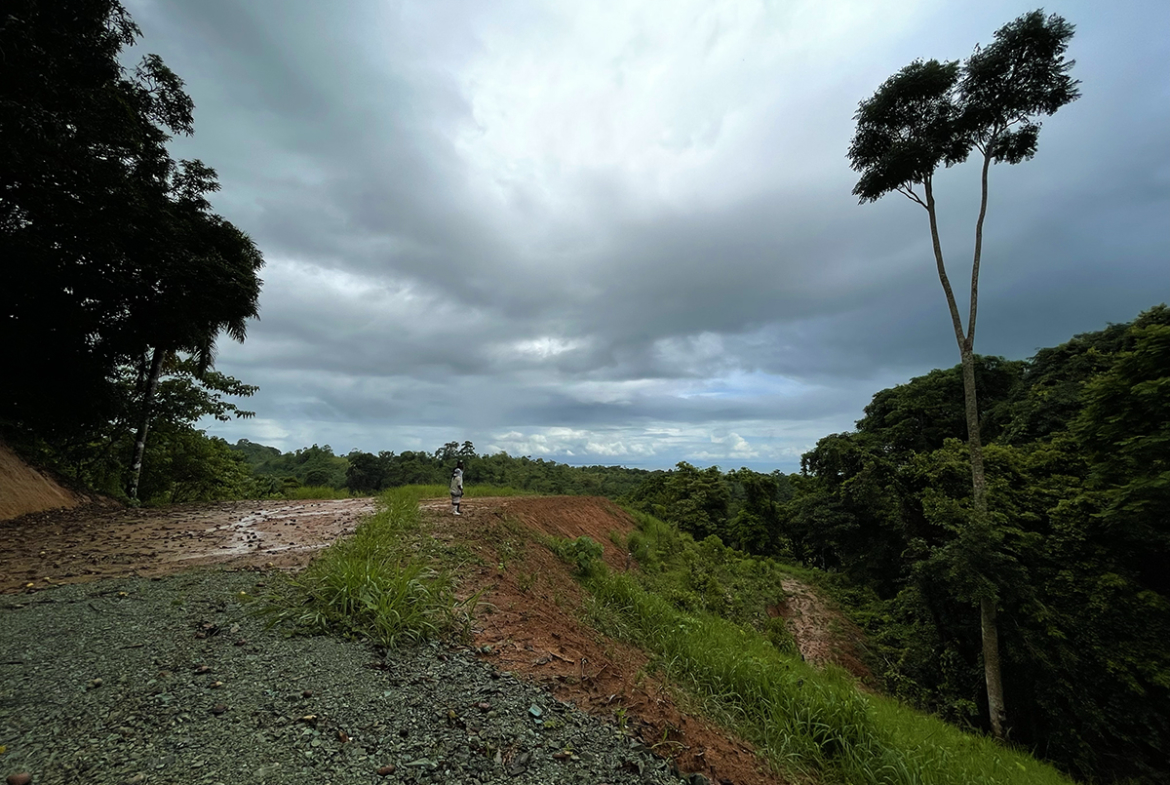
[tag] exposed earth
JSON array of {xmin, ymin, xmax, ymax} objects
[{"xmin": 1, "ymin": 451, "xmax": 871, "ymax": 785}]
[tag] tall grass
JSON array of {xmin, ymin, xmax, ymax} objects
[
  {"xmin": 562, "ymin": 513, "xmax": 1072, "ymax": 785},
  {"xmin": 257, "ymin": 487, "xmax": 474, "ymax": 647}
]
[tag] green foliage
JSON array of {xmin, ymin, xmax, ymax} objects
[
  {"xmin": 849, "ymin": 58, "xmax": 969, "ymax": 202},
  {"xmin": 623, "ymin": 463, "xmax": 795, "ymax": 556},
  {"xmin": 848, "ymin": 10, "xmax": 1079, "ymax": 203},
  {"xmin": 620, "ymin": 511, "xmax": 794, "ymax": 639},
  {"xmin": 859, "ymin": 357, "xmax": 1024, "ymax": 459},
  {"xmin": 233, "ymin": 443, "xmax": 350, "ymax": 490},
  {"xmin": 233, "ymin": 441, "xmax": 651, "ymax": 499},
  {"xmin": 577, "ymin": 543, "xmax": 1069, "ymax": 784},
  {"xmin": 547, "ymin": 536, "xmax": 605, "ymax": 577},
  {"xmin": 229, "ymin": 435, "xmax": 644, "ymax": 503},
  {"xmin": 1, "ymin": 0, "xmax": 263, "ymax": 496},
  {"xmin": 614, "ymin": 306, "xmax": 1168, "ymax": 781},
  {"xmin": 780, "ymin": 305, "xmax": 1170, "ymax": 784},
  {"xmin": 257, "ymin": 488, "xmax": 472, "ymax": 648}
]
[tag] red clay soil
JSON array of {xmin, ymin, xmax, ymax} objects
[
  {"xmin": 422, "ymin": 496, "xmax": 782, "ymax": 785},
  {"xmin": 0, "ymin": 441, "xmax": 88, "ymax": 520}
]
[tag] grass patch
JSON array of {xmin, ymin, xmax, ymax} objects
[
  {"xmin": 557, "ymin": 511, "xmax": 1072, "ymax": 785},
  {"xmin": 257, "ymin": 486, "xmax": 476, "ymax": 647}
]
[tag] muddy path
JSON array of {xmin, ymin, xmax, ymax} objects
[
  {"xmin": 778, "ymin": 578, "xmax": 874, "ymax": 685},
  {"xmin": 0, "ymin": 498, "xmax": 374, "ymax": 594}
]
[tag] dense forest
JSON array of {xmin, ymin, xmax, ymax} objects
[{"xmin": 621, "ymin": 305, "xmax": 1170, "ymax": 785}]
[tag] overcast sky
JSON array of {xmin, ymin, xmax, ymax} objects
[{"xmin": 123, "ymin": 0, "xmax": 1169, "ymax": 472}]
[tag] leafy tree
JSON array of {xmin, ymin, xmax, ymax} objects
[
  {"xmin": 0, "ymin": 0, "xmax": 263, "ymax": 500},
  {"xmin": 345, "ymin": 450, "xmax": 390, "ymax": 493},
  {"xmin": 124, "ymin": 162, "xmax": 264, "ymax": 500},
  {"xmin": 1000, "ymin": 321, "xmax": 1131, "ymax": 445},
  {"xmin": 847, "ymin": 10, "xmax": 1079, "ymax": 738},
  {"xmin": 859, "ymin": 357, "xmax": 1023, "ymax": 461},
  {"xmin": 3, "ymin": 0, "xmax": 184, "ymax": 431},
  {"xmin": 724, "ymin": 469, "xmax": 791, "ymax": 556},
  {"xmin": 1072, "ymin": 305, "xmax": 1170, "ymax": 596},
  {"xmin": 622, "ymin": 462, "xmax": 731, "ymax": 540},
  {"xmin": 136, "ymin": 429, "xmax": 257, "ymax": 504}
]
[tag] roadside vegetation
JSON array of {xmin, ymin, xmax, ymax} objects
[
  {"xmin": 547, "ymin": 518, "xmax": 1071, "ymax": 785},
  {"xmin": 256, "ymin": 484, "xmax": 532, "ymax": 647},
  {"xmin": 255, "ymin": 486, "xmax": 470, "ymax": 648},
  {"xmin": 619, "ymin": 306, "xmax": 1170, "ymax": 784}
]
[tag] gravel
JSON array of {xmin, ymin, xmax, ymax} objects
[{"xmin": 0, "ymin": 569, "xmax": 685, "ymax": 785}]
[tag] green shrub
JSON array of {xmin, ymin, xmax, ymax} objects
[{"xmin": 548, "ymin": 535, "xmax": 605, "ymax": 577}]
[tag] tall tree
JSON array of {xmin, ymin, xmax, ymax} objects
[
  {"xmin": 846, "ymin": 10, "xmax": 1079, "ymax": 738},
  {"xmin": 1, "ymin": 0, "xmax": 263, "ymax": 497},
  {"xmin": 125, "ymin": 161, "xmax": 263, "ymax": 501}
]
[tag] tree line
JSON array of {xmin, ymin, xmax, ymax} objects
[
  {"xmin": 230, "ymin": 440, "xmax": 653, "ymax": 500},
  {"xmin": 620, "ymin": 305, "xmax": 1169, "ymax": 784}
]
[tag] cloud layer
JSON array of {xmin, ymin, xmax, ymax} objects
[{"xmin": 124, "ymin": 0, "xmax": 1170, "ymax": 470}]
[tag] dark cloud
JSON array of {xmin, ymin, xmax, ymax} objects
[{"xmin": 122, "ymin": 0, "xmax": 1170, "ymax": 469}]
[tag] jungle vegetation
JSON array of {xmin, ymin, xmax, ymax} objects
[{"xmin": 621, "ymin": 305, "xmax": 1170, "ymax": 785}]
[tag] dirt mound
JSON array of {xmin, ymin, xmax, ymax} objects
[{"xmin": 0, "ymin": 441, "xmax": 87, "ymax": 521}]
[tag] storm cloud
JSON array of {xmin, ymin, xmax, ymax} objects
[{"xmin": 123, "ymin": 0, "xmax": 1170, "ymax": 470}]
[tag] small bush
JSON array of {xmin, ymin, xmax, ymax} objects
[{"xmin": 548, "ymin": 535, "xmax": 605, "ymax": 577}]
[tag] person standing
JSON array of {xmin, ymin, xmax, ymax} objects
[{"xmin": 450, "ymin": 460, "xmax": 464, "ymax": 516}]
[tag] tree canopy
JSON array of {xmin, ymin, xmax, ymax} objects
[
  {"xmin": 847, "ymin": 8, "xmax": 1079, "ymax": 740},
  {"xmin": 1, "ymin": 0, "xmax": 263, "ymax": 496}
]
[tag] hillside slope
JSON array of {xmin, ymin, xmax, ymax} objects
[
  {"xmin": 0, "ymin": 440, "xmax": 86, "ymax": 521},
  {"xmin": 421, "ymin": 495, "xmax": 874, "ymax": 785}
]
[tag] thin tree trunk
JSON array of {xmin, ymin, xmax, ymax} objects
[
  {"xmin": 968, "ymin": 149, "xmax": 1007, "ymax": 739},
  {"xmin": 981, "ymin": 597, "xmax": 1007, "ymax": 737},
  {"xmin": 128, "ymin": 347, "xmax": 165, "ymax": 502},
  {"xmin": 968, "ymin": 150, "xmax": 992, "ymax": 345},
  {"xmin": 926, "ymin": 176, "xmax": 1007, "ymax": 740},
  {"xmin": 924, "ymin": 179, "xmax": 968, "ymax": 347}
]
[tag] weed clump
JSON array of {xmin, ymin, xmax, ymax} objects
[{"xmin": 548, "ymin": 535, "xmax": 606, "ymax": 577}]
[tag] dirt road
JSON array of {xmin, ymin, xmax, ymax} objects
[{"xmin": 0, "ymin": 498, "xmax": 374, "ymax": 594}]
